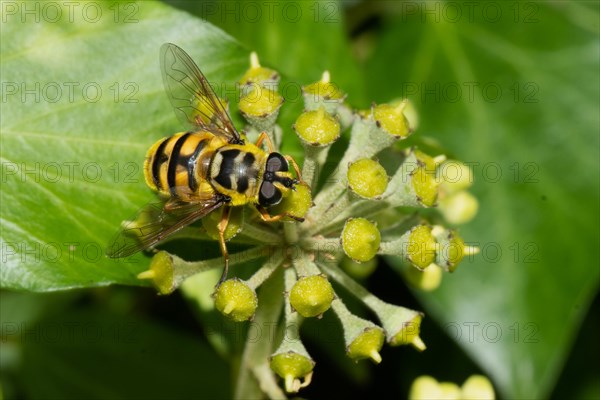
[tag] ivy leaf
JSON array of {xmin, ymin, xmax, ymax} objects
[
  {"xmin": 367, "ymin": 2, "xmax": 600, "ymax": 398},
  {"xmin": 0, "ymin": 1, "xmax": 247, "ymax": 290}
]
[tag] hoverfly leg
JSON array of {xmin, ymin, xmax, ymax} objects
[
  {"xmin": 256, "ymin": 205, "xmax": 305, "ymax": 223},
  {"xmin": 216, "ymin": 206, "xmax": 232, "ymax": 286},
  {"xmin": 284, "ymin": 155, "xmax": 304, "ymax": 185},
  {"xmin": 255, "ymin": 131, "xmax": 276, "ymax": 153}
]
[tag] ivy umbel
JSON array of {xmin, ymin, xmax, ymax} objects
[{"xmin": 137, "ymin": 52, "xmax": 480, "ymax": 395}]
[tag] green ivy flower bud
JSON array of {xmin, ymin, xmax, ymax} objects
[
  {"xmin": 412, "ymin": 166, "xmax": 439, "ymax": 207},
  {"xmin": 432, "ymin": 226, "xmax": 466, "ymax": 272},
  {"xmin": 399, "ymin": 98, "xmax": 419, "ymax": 131},
  {"xmin": 409, "ymin": 376, "xmax": 462, "ymax": 400},
  {"xmin": 389, "ymin": 313, "xmax": 425, "ymax": 350},
  {"xmin": 270, "ymin": 351, "xmax": 315, "ymax": 393},
  {"xmin": 302, "ymin": 71, "xmax": 345, "ymax": 113},
  {"xmin": 341, "ymin": 218, "xmax": 381, "ymax": 262},
  {"xmin": 414, "ymin": 149, "xmax": 438, "ymax": 175},
  {"xmin": 378, "ymin": 224, "xmax": 437, "ymax": 270},
  {"xmin": 294, "ymin": 106, "xmax": 340, "ymax": 146},
  {"xmin": 202, "ymin": 207, "xmax": 243, "ymax": 241},
  {"xmin": 437, "ymin": 160, "xmax": 474, "ymax": 193},
  {"xmin": 384, "ymin": 150, "xmax": 438, "ymax": 208},
  {"xmin": 373, "ymin": 101, "xmax": 411, "ymax": 138},
  {"xmin": 192, "ymin": 96, "xmax": 229, "ymax": 126},
  {"xmin": 137, "ymin": 251, "xmax": 176, "ymax": 295},
  {"xmin": 214, "ymin": 278, "xmax": 258, "ymax": 322},
  {"xmin": 270, "ymin": 181, "xmax": 313, "ymax": 221},
  {"xmin": 404, "ymin": 263, "xmax": 443, "ymax": 292},
  {"xmin": 331, "ymin": 298, "xmax": 384, "ymax": 363},
  {"xmin": 347, "ymin": 159, "xmax": 388, "ymax": 199},
  {"xmin": 407, "ymin": 225, "xmax": 437, "ymax": 269},
  {"xmin": 239, "ymin": 85, "xmax": 283, "ymax": 131},
  {"xmin": 238, "ymin": 52, "xmax": 279, "ymax": 89},
  {"xmin": 289, "ymin": 275, "xmax": 334, "ymax": 317},
  {"xmin": 347, "ymin": 327, "xmax": 385, "ymax": 364},
  {"xmin": 461, "ymin": 375, "xmax": 495, "ymax": 400},
  {"xmin": 340, "ymin": 256, "xmax": 378, "ymax": 279},
  {"xmin": 438, "ymin": 190, "xmax": 479, "ymax": 225}
]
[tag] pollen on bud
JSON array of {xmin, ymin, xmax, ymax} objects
[
  {"xmin": 270, "ymin": 351, "xmax": 315, "ymax": 393},
  {"xmin": 294, "ymin": 106, "xmax": 340, "ymax": 146},
  {"xmin": 341, "ymin": 218, "xmax": 381, "ymax": 262},
  {"xmin": 289, "ymin": 275, "xmax": 334, "ymax": 318},
  {"xmin": 438, "ymin": 190, "xmax": 479, "ymax": 225},
  {"xmin": 412, "ymin": 166, "xmax": 439, "ymax": 207},
  {"xmin": 137, "ymin": 251, "xmax": 175, "ymax": 295},
  {"xmin": 302, "ymin": 71, "xmax": 345, "ymax": 112},
  {"xmin": 372, "ymin": 101, "xmax": 411, "ymax": 138},
  {"xmin": 347, "ymin": 159, "xmax": 388, "ymax": 199},
  {"xmin": 239, "ymin": 85, "xmax": 283, "ymax": 128},
  {"xmin": 347, "ymin": 327, "xmax": 385, "ymax": 364},
  {"xmin": 203, "ymin": 207, "xmax": 243, "ymax": 241},
  {"xmin": 214, "ymin": 278, "xmax": 258, "ymax": 322},
  {"xmin": 407, "ymin": 225, "xmax": 438, "ymax": 269},
  {"xmin": 271, "ymin": 181, "xmax": 313, "ymax": 221},
  {"xmin": 238, "ymin": 52, "xmax": 279, "ymax": 88}
]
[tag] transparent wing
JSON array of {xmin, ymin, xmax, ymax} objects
[
  {"xmin": 160, "ymin": 43, "xmax": 241, "ymax": 143},
  {"xmin": 106, "ymin": 196, "xmax": 225, "ymax": 258}
]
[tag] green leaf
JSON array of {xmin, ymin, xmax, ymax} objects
[
  {"xmin": 368, "ymin": 2, "xmax": 599, "ymax": 398},
  {"xmin": 1, "ymin": 1, "xmax": 248, "ymax": 290}
]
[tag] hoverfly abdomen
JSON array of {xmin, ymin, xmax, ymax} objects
[{"xmin": 143, "ymin": 131, "xmax": 221, "ymax": 199}]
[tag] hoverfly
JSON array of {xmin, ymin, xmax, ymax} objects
[{"xmin": 107, "ymin": 43, "xmax": 303, "ymax": 284}]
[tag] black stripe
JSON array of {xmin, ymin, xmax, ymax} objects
[
  {"xmin": 167, "ymin": 132, "xmax": 191, "ymax": 195},
  {"xmin": 214, "ymin": 149, "xmax": 240, "ymax": 189},
  {"xmin": 242, "ymin": 152, "xmax": 255, "ymax": 170},
  {"xmin": 236, "ymin": 153, "xmax": 255, "ymax": 193},
  {"xmin": 187, "ymin": 138, "xmax": 208, "ymax": 192},
  {"xmin": 151, "ymin": 138, "xmax": 170, "ymax": 190}
]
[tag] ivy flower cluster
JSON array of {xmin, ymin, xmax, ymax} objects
[{"xmin": 137, "ymin": 53, "xmax": 479, "ymax": 394}]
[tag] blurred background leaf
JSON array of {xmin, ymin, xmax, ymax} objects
[{"xmin": 362, "ymin": 1, "xmax": 599, "ymax": 398}]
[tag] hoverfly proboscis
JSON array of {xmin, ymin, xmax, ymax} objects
[{"xmin": 107, "ymin": 43, "xmax": 304, "ymax": 285}]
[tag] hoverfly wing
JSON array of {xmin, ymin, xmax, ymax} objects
[
  {"xmin": 160, "ymin": 43, "xmax": 241, "ymax": 143},
  {"xmin": 106, "ymin": 196, "xmax": 225, "ymax": 258}
]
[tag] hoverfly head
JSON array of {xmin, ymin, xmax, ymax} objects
[{"xmin": 258, "ymin": 152, "xmax": 297, "ymax": 207}]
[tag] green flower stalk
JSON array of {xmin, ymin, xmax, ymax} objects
[
  {"xmin": 133, "ymin": 54, "xmax": 480, "ymax": 397},
  {"xmin": 270, "ymin": 268, "xmax": 315, "ymax": 393}
]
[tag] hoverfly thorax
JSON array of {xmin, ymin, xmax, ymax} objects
[{"xmin": 258, "ymin": 152, "xmax": 297, "ymax": 207}]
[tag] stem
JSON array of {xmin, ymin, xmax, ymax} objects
[
  {"xmin": 234, "ymin": 267, "xmax": 285, "ymax": 400},
  {"xmin": 284, "ymin": 223, "xmax": 299, "ymax": 245},
  {"xmin": 317, "ymin": 261, "xmax": 384, "ymax": 312},
  {"xmin": 241, "ymin": 222, "xmax": 283, "ymax": 245},
  {"xmin": 247, "ymin": 251, "xmax": 285, "ymax": 290}
]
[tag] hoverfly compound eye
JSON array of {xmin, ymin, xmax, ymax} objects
[
  {"xmin": 259, "ymin": 181, "xmax": 283, "ymax": 206},
  {"xmin": 266, "ymin": 153, "xmax": 288, "ymax": 172}
]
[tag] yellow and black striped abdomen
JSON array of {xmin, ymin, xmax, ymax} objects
[{"xmin": 143, "ymin": 131, "xmax": 226, "ymax": 199}]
